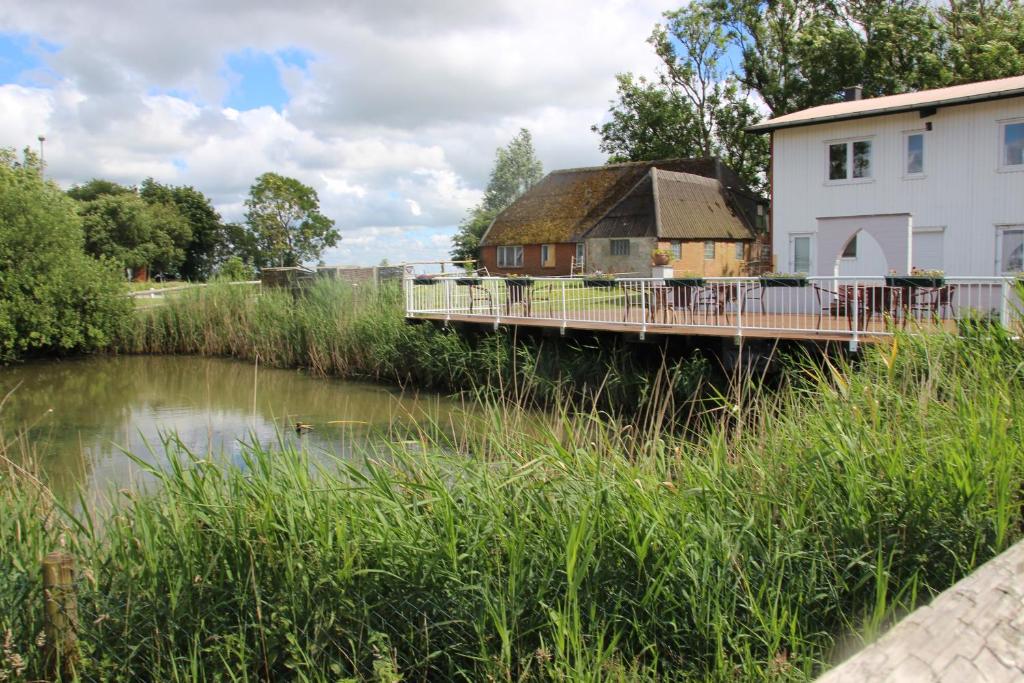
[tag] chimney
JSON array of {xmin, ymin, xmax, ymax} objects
[{"xmin": 843, "ymin": 85, "xmax": 863, "ymax": 102}]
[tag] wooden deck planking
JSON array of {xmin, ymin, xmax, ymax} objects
[{"xmin": 407, "ymin": 309, "xmax": 954, "ymax": 343}]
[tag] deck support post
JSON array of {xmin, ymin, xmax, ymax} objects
[
  {"xmin": 560, "ymin": 280, "xmax": 567, "ymax": 335},
  {"xmin": 850, "ymin": 282, "xmax": 860, "ymax": 352},
  {"xmin": 444, "ymin": 279, "xmax": 452, "ymax": 323},
  {"xmin": 640, "ymin": 281, "xmax": 647, "ymax": 338}
]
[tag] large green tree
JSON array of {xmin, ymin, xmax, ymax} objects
[
  {"xmin": 244, "ymin": 173, "xmax": 339, "ymax": 267},
  {"xmin": 0, "ymin": 149, "xmax": 130, "ymax": 360},
  {"xmin": 140, "ymin": 179, "xmax": 227, "ymax": 281},
  {"xmin": 72, "ymin": 182, "xmax": 192, "ymax": 276},
  {"xmin": 450, "ymin": 129, "xmax": 544, "ymax": 265}
]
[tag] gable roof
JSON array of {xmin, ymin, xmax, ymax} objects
[
  {"xmin": 748, "ymin": 75, "xmax": 1024, "ymax": 133},
  {"xmin": 583, "ymin": 169, "xmax": 756, "ymax": 241},
  {"xmin": 479, "ymin": 158, "xmax": 728, "ymax": 246}
]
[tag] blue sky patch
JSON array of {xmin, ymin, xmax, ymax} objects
[
  {"xmin": 221, "ymin": 47, "xmax": 312, "ymax": 111},
  {"xmin": 0, "ymin": 32, "xmax": 60, "ymax": 85}
]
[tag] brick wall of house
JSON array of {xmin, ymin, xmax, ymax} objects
[{"xmin": 479, "ymin": 243, "xmax": 577, "ymax": 276}]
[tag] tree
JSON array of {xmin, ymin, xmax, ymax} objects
[
  {"xmin": 140, "ymin": 179, "xmax": 227, "ymax": 281},
  {"xmin": 244, "ymin": 173, "xmax": 339, "ymax": 267},
  {"xmin": 77, "ymin": 192, "xmax": 191, "ymax": 276},
  {"xmin": 450, "ymin": 129, "xmax": 544, "ymax": 264},
  {"xmin": 593, "ymin": 74, "xmax": 702, "ymax": 162},
  {"xmin": 0, "ymin": 148, "xmax": 131, "ymax": 360}
]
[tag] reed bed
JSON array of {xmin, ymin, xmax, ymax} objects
[
  {"xmin": 2, "ymin": 330, "xmax": 1023, "ymax": 681},
  {"xmin": 115, "ymin": 279, "xmax": 710, "ymax": 409}
]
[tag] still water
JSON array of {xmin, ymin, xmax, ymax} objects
[{"xmin": 0, "ymin": 356, "xmax": 465, "ymax": 502}]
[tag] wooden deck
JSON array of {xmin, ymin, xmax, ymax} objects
[{"xmin": 408, "ymin": 309, "xmax": 957, "ymax": 344}]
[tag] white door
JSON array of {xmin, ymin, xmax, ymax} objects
[{"xmin": 789, "ymin": 234, "xmax": 813, "ymax": 274}]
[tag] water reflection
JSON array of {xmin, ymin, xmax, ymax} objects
[{"xmin": 0, "ymin": 356, "xmax": 463, "ymax": 501}]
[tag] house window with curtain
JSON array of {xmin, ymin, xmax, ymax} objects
[
  {"xmin": 1001, "ymin": 121, "xmax": 1024, "ymax": 169},
  {"xmin": 827, "ymin": 139, "xmax": 872, "ymax": 181},
  {"xmin": 734, "ymin": 242, "xmax": 744, "ymax": 260},
  {"xmin": 540, "ymin": 244, "xmax": 556, "ymax": 268},
  {"xmin": 670, "ymin": 241, "xmax": 682, "ymax": 260},
  {"xmin": 999, "ymin": 227, "xmax": 1024, "ymax": 273},
  {"xmin": 497, "ymin": 245, "xmax": 523, "ymax": 268},
  {"xmin": 703, "ymin": 241, "xmax": 715, "ymax": 260},
  {"xmin": 905, "ymin": 132, "xmax": 925, "ymax": 176}
]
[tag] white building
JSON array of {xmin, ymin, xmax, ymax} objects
[{"xmin": 749, "ymin": 76, "xmax": 1024, "ymax": 278}]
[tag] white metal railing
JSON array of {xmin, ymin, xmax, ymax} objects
[{"xmin": 405, "ymin": 275, "xmax": 1022, "ymax": 347}]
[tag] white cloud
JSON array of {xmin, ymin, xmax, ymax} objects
[{"xmin": 0, "ymin": 0, "xmax": 666, "ymax": 265}]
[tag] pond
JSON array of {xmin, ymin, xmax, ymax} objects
[{"xmin": 0, "ymin": 355, "xmax": 467, "ymax": 503}]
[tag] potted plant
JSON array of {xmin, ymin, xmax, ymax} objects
[
  {"xmin": 412, "ymin": 274, "xmax": 438, "ymax": 286},
  {"xmin": 583, "ymin": 273, "xmax": 618, "ymax": 288},
  {"xmin": 505, "ymin": 274, "xmax": 534, "ymax": 288},
  {"xmin": 759, "ymin": 272, "xmax": 808, "ymax": 287},
  {"xmin": 651, "ymin": 248, "xmax": 673, "ymax": 267},
  {"xmin": 666, "ymin": 271, "xmax": 705, "ymax": 287},
  {"xmin": 456, "ymin": 276, "xmax": 482, "ymax": 286},
  {"xmin": 885, "ymin": 268, "xmax": 945, "ymax": 288}
]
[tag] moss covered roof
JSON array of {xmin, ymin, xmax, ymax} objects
[{"xmin": 480, "ymin": 158, "xmax": 723, "ymax": 246}]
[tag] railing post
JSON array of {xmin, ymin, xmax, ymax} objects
[
  {"xmin": 444, "ymin": 278, "xmax": 452, "ymax": 323},
  {"xmin": 42, "ymin": 551, "xmax": 79, "ymax": 679},
  {"xmin": 1000, "ymin": 277, "xmax": 1010, "ymax": 332},
  {"xmin": 493, "ymin": 279, "xmax": 501, "ymax": 330},
  {"xmin": 639, "ymin": 280, "xmax": 647, "ymax": 339},
  {"xmin": 560, "ymin": 279, "xmax": 567, "ymax": 335},
  {"xmin": 850, "ymin": 281, "xmax": 859, "ymax": 351},
  {"xmin": 735, "ymin": 280, "xmax": 743, "ymax": 338}
]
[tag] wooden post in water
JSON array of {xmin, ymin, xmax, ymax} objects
[{"xmin": 42, "ymin": 551, "xmax": 79, "ymax": 678}]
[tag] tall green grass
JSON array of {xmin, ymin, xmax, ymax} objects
[
  {"xmin": 115, "ymin": 280, "xmax": 711, "ymax": 409},
  {"xmin": 3, "ymin": 331, "xmax": 1023, "ymax": 680}
]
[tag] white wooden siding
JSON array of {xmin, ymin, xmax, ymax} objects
[{"xmin": 772, "ymin": 98, "xmax": 1024, "ymax": 276}]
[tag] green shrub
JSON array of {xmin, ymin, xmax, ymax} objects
[{"xmin": 0, "ymin": 150, "xmax": 131, "ymax": 360}]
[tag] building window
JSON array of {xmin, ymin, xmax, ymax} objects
[
  {"xmin": 791, "ymin": 234, "xmax": 812, "ymax": 273},
  {"xmin": 1002, "ymin": 121, "xmax": 1024, "ymax": 168},
  {"xmin": 670, "ymin": 241, "xmax": 682, "ymax": 260},
  {"xmin": 703, "ymin": 241, "xmax": 715, "ymax": 260},
  {"xmin": 497, "ymin": 245, "xmax": 523, "ymax": 268},
  {"xmin": 841, "ymin": 234, "xmax": 857, "ymax": 258},
  {"xmin": 998, "ymin": 227, "xmax": 1024, "ymax": 273},
  {"xmin": 610, "ymin": 239, "xmax": 630, "ymax": 256},
  {"xmin": 541, "ymin": 244, "xmax": 555, "ymax": 268},
  {"xmin": 734, "ymin": 242, "xmax": 744, "ymax": 260},
  {"xmin": 827, "ymin": 139, "xmax": 872, "ymax": 181},
  {"xmin": 905, "ymin": 132, "xmax": 924, "ymax": 176},
  {"xmin": 575, "ymin": 242, "xmax": 585, "ymax": 268}
]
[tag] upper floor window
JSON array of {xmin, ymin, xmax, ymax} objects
[
  {"xmin": 827, "ymin": 139, "xmax": 872, "ymax": 181},
  {"xmin": 905, "ymin": 132, "xmax": 925, "ymax": 176},
  {"xmin": 1002, "ymin": 121, "xmax": 1024, "ymax": 169},
  {"xmin": 610, "ymin": 239, "xmax": 630, "ymax": 256},
  {"xmin": 497, "ymin": 245, "xmax": 523, "ymax": 268}
]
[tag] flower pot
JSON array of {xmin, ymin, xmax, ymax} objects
[
  {"xmin": 652, "ymin": 252, "xmax": 671, "ymax": 266},
  {"xmin": 760, "ymin": 276, "xmax": 808, "ymax": 287},
  {"xmin": 583, "ymin": 278, "xmax": 618, "ymax": 288},
  {"xmin": 456, "ymin": 278, "xmax": 481, "ymax": 286},
  {"xmin": 412, "ymin": 278, "xmax": 437, "ymax": 286},
  {"xmin": 885, "ymin": 275, "xmax": 944, "ymax": 288},
  {"xmin": 666, "ymin": 278, "xmax": 705, "ymax": 287},
  {"xmin": 505, "ymin": 278, "xmax": 534, "ymax": 288}
]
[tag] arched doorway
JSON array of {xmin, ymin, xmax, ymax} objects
[
  {"xmin": 834, "ymin": 230, "xmax": 889, "ymax": 277},
  {"xmin": 816, "ymin": 214, "xmax": 912, "ymax": 277}
]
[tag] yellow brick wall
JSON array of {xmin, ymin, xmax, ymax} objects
[{"xmin": 658, "ymin": 240, "xmax": 749, "ymax": 277}]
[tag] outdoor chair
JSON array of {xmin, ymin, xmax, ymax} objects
[
  {"xmin": 695, "ymin": 283, "xmax": 735, "ymax": 325},
  {"xmin": 812, "ymin": 283, "xmax": 854, "ymax": 330},
  {"xmin": 910, "ymin": 285, "xmax": 956, "ymax": 322}
]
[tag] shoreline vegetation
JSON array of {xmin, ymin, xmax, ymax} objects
[
  {"xmin": 2, "ymin": 282, "xmax": 1023, "ymax": 678},
  {"xmin": 116, "ymin": 279, "xmax": 713, "ymax": 410}
]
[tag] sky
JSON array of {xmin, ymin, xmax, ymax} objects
[{"xmin": 0, "ymin": 0, "xmax": 668, "ymax": 266}]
